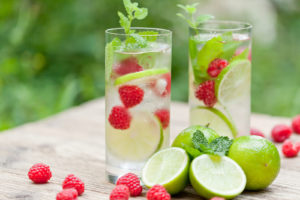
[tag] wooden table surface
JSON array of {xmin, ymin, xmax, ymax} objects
[{"xmin": 0, "ymin": 99, "xmax": 299, "ymax": 200}]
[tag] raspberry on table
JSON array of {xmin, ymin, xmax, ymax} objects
[
  {"xmin": 28, "ymin": 163, "xmax": 52, "ymax": 184},
  {"xmin": 155, "ymin": 109, "xmax": 170, "ymax": 129},
  {"xmin": 271, "ymin": 124, "xmax": 292, "ymax": 142},
  {"xmin": 292, "ymin": 115, "xmax": 300, "ymax": 134},
  {"xmin": 250, "ymin": 128, "xmax": 265, "ymax": 137},
  {"xmin": 146, "ymin": 185, "xmax": 170, "ymax": 200},
  {"xmin": 195, "ymin": 80, "xmax": 217, "ymax": 107},
  {"xmin": 110, "ymin": 185, "xmax": 130, "ymax": 200},
  {"xmin": 108, "ymin": 106, "xmax": 132, "ymax": 130},
  {"xmin": 282, "ymin": 140, "xmax": 298, "ymax": 158},
  {"xmin": 207, "ymin": 58, "xmax": 228, "ymax": 78},
  {"xmin": 56, "ymin": 188, "xmax": 78, "ymax": 200},
  {"xmin": 116, "ymin": 173, "xmax": 142, "ymax": 197},
  {"xmin": 62, "ymin": 174, "xmax": 85, "ymax": 195},
  {"xmin": 210, "ymin": 197, "xmax": 225, "ymax": 200},
  {"xmin": 114, "ymin": 57, "xmax": 143, "ymax": 76},
  {"xmin": 119, "ymin": 85, "xmax": 144, "ymax": 108}
]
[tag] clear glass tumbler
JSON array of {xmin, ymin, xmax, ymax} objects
[
  {"xmin": 105, "ymin": 28, "xmax": 172, "ymax": 183},
  {"xmin": 188, "ymin": 21, "xmax": 252, "ymax": 138}
]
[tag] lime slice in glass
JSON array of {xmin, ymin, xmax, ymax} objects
[
  {"xmin": 142, "ymin": 147, "xmax": 190, "ymax": 194},
  {"xmin": 190, "ymin": 154, "xmax": 246, "ymax": 199},
  {"xmin": 106, "ymin": 111, "xmax": 163, "ymax": 161},
  {"xmin": 190, "ymin": 106, "xmax": 237, "ymax": 138},
  {"xmin": 114, "ymin": 68, "xmax": 169, "ymax": 86},
  {"xmin": 215, "ymin": 59, "xmax": 251, "ymax": 105}
]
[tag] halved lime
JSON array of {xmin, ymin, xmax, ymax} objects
[
  {"xmin": 106, "ymin": 111, "xmax": 163, "ymax": 161},
  {"xmin": 142, "ymin": 147, "xmax": 190, "ymax": 194},
  {"xmin": 114, "ymin": 68, "xmax": 169, "ymax": 86},
  {"xmin": 215, "ymin": 59, "xmax": 251, "ymax": 105},
  {"xmin": 190, "ymin": 106, "xmax": 237, "ymax": 138},
  {"xmin": 190, "ymin": 154, "xmax": 246, "ymax": 199}
]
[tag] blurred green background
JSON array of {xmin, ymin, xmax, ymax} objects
[{"xmin": 0, "ymin": 0, "xmax": 300, "ymax": 131}]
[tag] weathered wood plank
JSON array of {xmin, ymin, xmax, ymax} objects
[{"xmin": 0, "ymin": 99, "xmax": 299, "ymax": 200}]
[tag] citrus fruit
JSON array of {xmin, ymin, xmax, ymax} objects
[
  {"xmin": 114, "ymin": 68, "xmax": 169, "ymax": 86},
  {"xmin": 190, "ymin": 107, "xmax": 237, "ymax": 138},
  {"xmin": 190, "ymin": 154, "xmax": 246, "ymax": 199},
  {"xmin": 215, "ymin": 59, "xmax": 251, "ymax": 105},
  {"xmin": 106, "ymin": 111, "xmax": 163, "ymax": 161},
  {"xmin": 172, "ymin": 125, "xmax": 219, "ymax": 150},
  {"xmin": 142, "ymin": 147, "xmax": 190, "ymax": 194},
  {"xmin": 228, "ymin": 136, "xmax": 281, "ymax": 190}
]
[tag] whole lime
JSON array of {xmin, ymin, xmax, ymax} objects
[
  {"xmin": 172, "ymin": 125, "xmax": 219, "ymax": 149},
  {"xmin": 228, "ymin": 136, "xmax": 281, "ymax": 190}
]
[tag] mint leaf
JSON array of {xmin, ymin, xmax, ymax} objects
[
  {"xmin": 209, "ymin": 136, "xmax": 233, "ymax": 156},
  {"xmin": 138, "ymin": 31, "xmax": 158, "ymax": 42},
  {"xmin": 192, "ymin": 130, "xmax": 211, "ymax": 152},
  {"xmin": 105, "ymin": 37, "xmax": 122, "ymax": 82},
  {"xmin": 134, "ymin": 7, "xmax": 148, "ymax": 20},
  {"xmin": 125, "ymin": 34, "xmax": 147, "ymax": 50},
  {"xmin": 181, "ymin": 143, "xmax": 202, "ymax": 158},
  {"xmin": 118, "ymin": 11, "xmax": 130, "ymax": 34},
  {"xmin": 220, "ymin": 32, "xmax": 241, "ymax": 60},
  {"xmin": 189, "ymin": 37, "xmax": 198, "ymax": 59},
  {"xmin": 230, "ymin": 48, "xmax": 249, "ymax": 62},
  {"xmin": 196, "ymin": 15, "xmax": 214, "ymax": 24}
]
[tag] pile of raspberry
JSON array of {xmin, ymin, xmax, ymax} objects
[
  {"xmin": 109, "ymin": 173, "xmax": 171, "ymax": 200},
  {"xmin": 251, "ymin": 115, "xmax": 300, "ymax": 158},
  {"xmin": 195, "ymin": 58, "xmax": 228, "ymax": 107},
  {"xmin": 28, "ymin": 163, "xmax": 85, "ymax": 200}
]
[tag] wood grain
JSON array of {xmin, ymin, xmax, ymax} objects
[{"xmin": 0, "ymin": 99, "xmax": 299, "ymax": 200}]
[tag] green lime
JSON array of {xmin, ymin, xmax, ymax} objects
[
  {"xmin": 142, "ymin": 147, "xmax": 190, "ymax": 194},
  {"xmin": 106, "ymin": 111, "xmax": 163, "ymax": 161},
  {"xmin": 228, "ymin": 136, "xmax": 281, "ymax": 190},
  {"xmin": 215, "ymin": 59, "xmax": 251, "ymax": 105},
  {"xmin": 114, "ymin": 68, "xmax": 169, "ymax": 86},
  {"xmin": 190, "ymin": 154, "xmax": 246, "ymax": 199},
  {"xmin": 172, "ymin": 125, "xmax": 219, "ymax": 149},
  {"xmin": 190, "ymin": 107, "xmax": 237, "ymax": 138}
]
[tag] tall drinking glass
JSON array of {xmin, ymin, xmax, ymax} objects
[
  {"xmin": 105, "ymin": 28, "xmax": 172, "ymax": 183},
  {"xmin": 189, "ymin": 21, "xmax": 252, "ymax": 138}
]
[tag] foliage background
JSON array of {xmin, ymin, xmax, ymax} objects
[{"xmin": 0, "ymin": 0, "xmax": 299, "ymax": 131}]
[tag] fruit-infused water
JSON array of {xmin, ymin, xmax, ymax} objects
[
  {"xmin": 105, "ymin": 28, "xmax": 172, "ymax": 182},
  {"xmin": 189, "ymin": 21, "xmax": 252, "ymax": 138}
]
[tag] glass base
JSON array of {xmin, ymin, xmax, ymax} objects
[{"xmin": 106, "ymin": 164, "xmax": 142, "ymax": 184}]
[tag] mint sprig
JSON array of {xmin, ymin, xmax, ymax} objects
[
  {"xmin": 177, "ymin": 3, "xmax": 214, "ymax": 29},
  {"xmin": 183, "ymin": 130, "xmax": 233, "ymax": 158},
  {"xmin": 118, "ymin": 0, "xmax": 148, "ymax": 34}
]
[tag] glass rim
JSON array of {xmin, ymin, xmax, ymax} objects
[
  {"xmin": 105, "ymin": 27, "xmax": 172, "ymax": 36},
  {"xmin": 193, "ymin": 20, "xmax": 252, "ymax": 32}
]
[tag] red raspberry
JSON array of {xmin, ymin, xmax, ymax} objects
[
  {"xmin": 108, "ymin": 106, "xmax": 132, "ymax": 130},
  {"xmin": 295, "ymin": 142, "xmax": 300, "ymax": 152},
  {"xmin": 155, "ymin": 109, "xmax": 170, "ymax": 129},
  {"xmin": 110, "ymin": 185, "xmax": 130, "ymax": 200},
  {"xmin": 207, "ymin": 58, "xmax": 228, "ymax": 78},
  {"xmin": 292, "ymin": 115, "xmax": 300, "ymax": 134},
  {"xmin": 114, "ymin": 57, "xmax": 143, "ymax": 76},
  {"xmin": 119, "ymin": 85, "xmax": 144, "ymax": 108},
  {"xmin": 28, "ymin": 163, "xmax": 52, "ymax": 184},
  {"xmin": 153, "ymin": 73, "xmax": 171, "ymax": 97},
  {"xmin": 146, "ymin": 185, "xmax": 170, "ymax": 200},
  {"xmin": 210, "ymin": 197, "xmax": 225, "ymax": 200},
  {"xmin": 271, "ymin": 124, "xmax": 292, "ymax": 143},
  {"xmin": 56, "ymin": 188, "xmax": 78, "ymax": 200},
  {"xmin": 116, "ymin": 173, "xmax": 142, "ymax": 197},
  {"xmin": 282, "ymin": 140, "xmax": 298, "ymax": 158},
  {"xmin": 250, "ymin": 128, "xmax": 265, "ymax": 137},
  {"xmin": 195, "ymin": 80, "xmax": 217, "ymax": 107},
  {"xmin": 62, "ymin": 174, "xmax": 85, "ymax": 195}
]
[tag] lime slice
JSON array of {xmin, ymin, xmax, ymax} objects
[
  {"xmin": 190, "ymin": 106, "xmax": 237, "ymax": 138},
  {"xmin": 114, "ymin": 68, "xmax": 169, "ymax": 86},
  {"xmin": 215, "ymin": 59, "xmax": 251, "ymax": 105},
  {"xmin": 190, "ymin": 154, "xmax": 246, "ymax": 199},
  {"xmin": 142, "ymin": 147, "xmax": 190, "ymax": 194},
  {"xmin": 106, "ymin": 111, "xmax": 163, "ymax": 161}
]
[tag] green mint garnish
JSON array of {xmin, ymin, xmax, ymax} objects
[
  {"xmin": 118, "ymin": 0, "xmax": 148, "ymax": 34},
  {"xmin": 177, "ymin": 3, "xmax": 214, "ymax": 29},
  {"xmin": 185, "ymin": 130, "xmax": 233, "ymax": 158}
]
